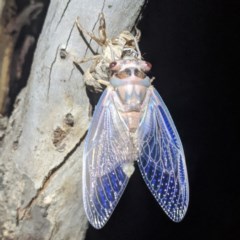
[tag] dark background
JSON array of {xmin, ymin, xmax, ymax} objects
[{"xmin": 86, "ymin": 1, "xmax": 239, "ymax": 240}]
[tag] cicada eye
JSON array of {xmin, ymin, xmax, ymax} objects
[
  {"xmin": 109, "ymin": 61, "xmax": 117, "ymax": 69},
  {"xmin": 139, "ymin": 61, "xmax": 152, "ymax": 72},
  {"xmin": 143, "ymin": 61, "xmax": 152, "ymax": 72},
  {"xmin": 145, "ymin": 62, "xmax": 152, "ymax": 71}
]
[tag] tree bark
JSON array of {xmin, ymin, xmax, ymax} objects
[{"xmin": 0, "ymin": 0, "xmax": 145, "ymax": 239}]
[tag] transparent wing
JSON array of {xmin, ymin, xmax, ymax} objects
[
  {"xmin": 138, "ymin": 87, "xmax": 189, "ymax": 222},
  {"xmin": 83, "ymin": 88, "xmax": 134, "ymax": 229}
]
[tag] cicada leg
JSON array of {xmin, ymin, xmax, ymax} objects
[
  {"xmin": 75, "ymin": 13, "xmax": 107, "ymax": 47},
  {"xmin": 97, "ymin": 79, "xmax": 110, "ymax": 86},
  {"xmin": 73, "ymin": 54, "xmax": 101, "ymax": 65}
]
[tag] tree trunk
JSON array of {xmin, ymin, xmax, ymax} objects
[{"xmin": 0, "ymin": 0, "xmax": 146, "ymax": 239}]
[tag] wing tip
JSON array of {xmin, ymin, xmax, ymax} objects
[{"xmin": 163, "ymin": 204, "xmax": 189, "ymax": 222}]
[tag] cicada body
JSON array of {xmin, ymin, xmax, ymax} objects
[{"xmin": 82, "ymin": 59, "xmax": 189, "ymax": 229}]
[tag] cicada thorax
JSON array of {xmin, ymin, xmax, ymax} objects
[{"xmin": 109, "ymin": 60, "xmax": 152, "ymax": 132}]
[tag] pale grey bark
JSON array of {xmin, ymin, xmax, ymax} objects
[{"xmin": 0, "ymin": 0, "xmax": 145, "ymax": 239}]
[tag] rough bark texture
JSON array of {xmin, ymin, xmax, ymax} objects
[{"xmin": 0, "ymin": 0, "xmax": 145, "ymax": 239}]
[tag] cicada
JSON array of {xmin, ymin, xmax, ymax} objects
[{"xmin": 82, "ymin": 58, "xmax": 189, "ymax": 229}]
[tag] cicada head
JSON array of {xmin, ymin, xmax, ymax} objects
[{"xmin": 109, "ymin": 60, "xmax": 152, "ymax": 80}]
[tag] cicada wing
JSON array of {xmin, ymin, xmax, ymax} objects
[
  {"xmin": 83, "ymin": 88, "xmax": 134, "ymax": 229},
  {"xmin": 138, "ymin": 88, "xmax": 189, "ymax": 222}
]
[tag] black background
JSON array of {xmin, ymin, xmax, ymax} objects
[{"xmin": 86, "ymin": 1, "xmax": 239, "ymax": 240}]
